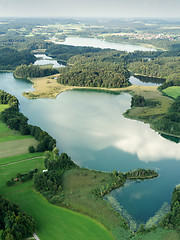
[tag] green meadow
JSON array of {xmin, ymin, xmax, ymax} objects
[
  {"xmin": 163, "ymin": 86, "xmax": 180, "ymax": 99},
  {"xmin": 0, "ymin": 159, "xmax": 114, "ymax": 240}
]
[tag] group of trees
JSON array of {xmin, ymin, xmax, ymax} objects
[
  {"xmin": 153, "ymin": 97, "xmax": 180, "ymax": 136},
  {"xmin": 158, "ymin": 79, "xmax": 180, "ymax": 91},
  {"xmin": 14, "ymin": 64, "xmax": 59, "ymax": 79},
  {"xmin": 125, "ymin": 168, "xmax": 158, "ymax": 179},
  {"xmin": 7, "ymin": 169, "xmax": 38, "ymax": 186},
  {"xmin": 58, "ymin": 51, "xmax": 130, "ymax": 88},
  {"xmin": 0, "ymin": 195, "xmax": 35, "ymax": 240},
  {"xmin": 0, "ymin": 90, "xmax": 18, "ymax": 107},
  {"xmin": 33, "ymin": 149, "xmax": 77, "ymax": 202},
  {"xmin": 131, "ymin": 95, "xmax": 159, "ymax": 108}
]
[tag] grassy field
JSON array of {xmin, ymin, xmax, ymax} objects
[
  {"xmin": 62, "ymin": 168, "xmax": 131, "ymax": 239},
  {"xmin": 0, "ymin": 105, "xmax": 38, "ymax": 157},
  {"xmin": 163, "ymin": 86, "xmax": 180, "ymax": 99},
  {"xmin": 0, "ymin": 160, "xmax": 114, "ymax": 240},
  {"xmin": 123, "ymin": 85, "xmax": 174, "ymax": 134},
  {"xmin": 0, "ymin": 138, "xmax": 38, "ymax": 158},
  {"xmin": 0, "ymin": 152, "xmax": 43, "ymax": 165}
]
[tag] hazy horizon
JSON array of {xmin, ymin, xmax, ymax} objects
[{"xmin": 0, "ymin": 0, "xmax": 179, "ymax": 19}]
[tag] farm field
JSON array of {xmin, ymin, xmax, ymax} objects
[{"xmin": 163, "ymin": 86, "xmax": 180, "ymax": 99}]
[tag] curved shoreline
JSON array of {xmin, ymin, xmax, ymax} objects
[{"xmin": 21, "ymin": 75, "xmax": 179, "ymax": 139}]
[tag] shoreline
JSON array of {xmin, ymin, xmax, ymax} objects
[{"xmin": 21, "ymin": 75, "xmax": 179, "ymax": 139}]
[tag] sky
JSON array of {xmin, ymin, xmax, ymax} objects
[{"xmin": 0, "ymin": 0, "xmax": 179, "ymax": 18}]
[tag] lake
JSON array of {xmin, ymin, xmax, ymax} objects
[
  {"xmin": 34, "ymin": 54, "xmax": 65, "ymax": 68},
  {"xmin": 129, "ymin": 75, "xmax": 165, "ymax": 87},
  {"xmin": 0, "ymin": 72, "xmax": 180, "ymax": 229},
  {"xmin": 53, "ymin": 37, "xmax": 157, "ymax": 52}
]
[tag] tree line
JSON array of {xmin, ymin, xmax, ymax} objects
[
  {"xmin": 0, "ymin": 195, "xmax": 35, "ymax": 240},
  {"xmin": 0, "ymin": 91, "xmax": 56, "ymax": 151},
  {"xmin": 14, "ymin": 64, "xmax": 59, "ymax": 79}
]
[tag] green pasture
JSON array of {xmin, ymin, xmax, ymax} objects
[
  {"xmin": 0, "ymin": 159, "xmax": 114, "ymax": 240},
  {"xmin": 163, "ymin": 86, "xmax": 180, "ymax": 99},
  {"xmin": 0, "ymin": 152, "xmax": 43, "ymax": 165}
]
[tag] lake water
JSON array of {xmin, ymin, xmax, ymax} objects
[
  {"xmin": 34, "ymin": 54, "xmax": 65, "ymax": 68},
  {"xmin": 0, "ymin": 72, "xmax": 180, "ymax": 228},
  {"xmin": 53, "ymin": 37, "xmax": 157, "ymax": 52},
  {"xmin": 129, "ymin": 75, "xmax": 165, "ymax": 87}
]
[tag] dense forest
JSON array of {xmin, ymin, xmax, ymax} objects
[
  {"xmin": 0, "ymin": 195, "xmax": 35, "ymax": 240},
  {"xmin": 58, "ymin": 51, "xmax": 130, "ymax": 88},
  {"xmin": 0, "ymin": 32, "xmax": 49, "ymax": 51},
  {"xmin": 14, "ymin": 64, "xmax": 59, "ymax": 79},
  {"xmin": 0, "ymin": 48, "xmax": 35, "ymax": 70},
  {"xmin": 128, "ymin": 56, "xmax": 180, "ymax": 82}
]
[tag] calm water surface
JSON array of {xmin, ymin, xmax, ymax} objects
[
  {"xmin": 0, "ymin": 73, "xmax": 180, "ymax": 227},
  {"xmin": 129, "ymin": 75, "xmax": 165, "ymax": 86},
  {"xmin": 34, "ymin": 54, "xmax": 65, "ymax": 68},
  {"xmin": 53, "ymin": 37, "xmax": 157, "ymax": 52}
]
